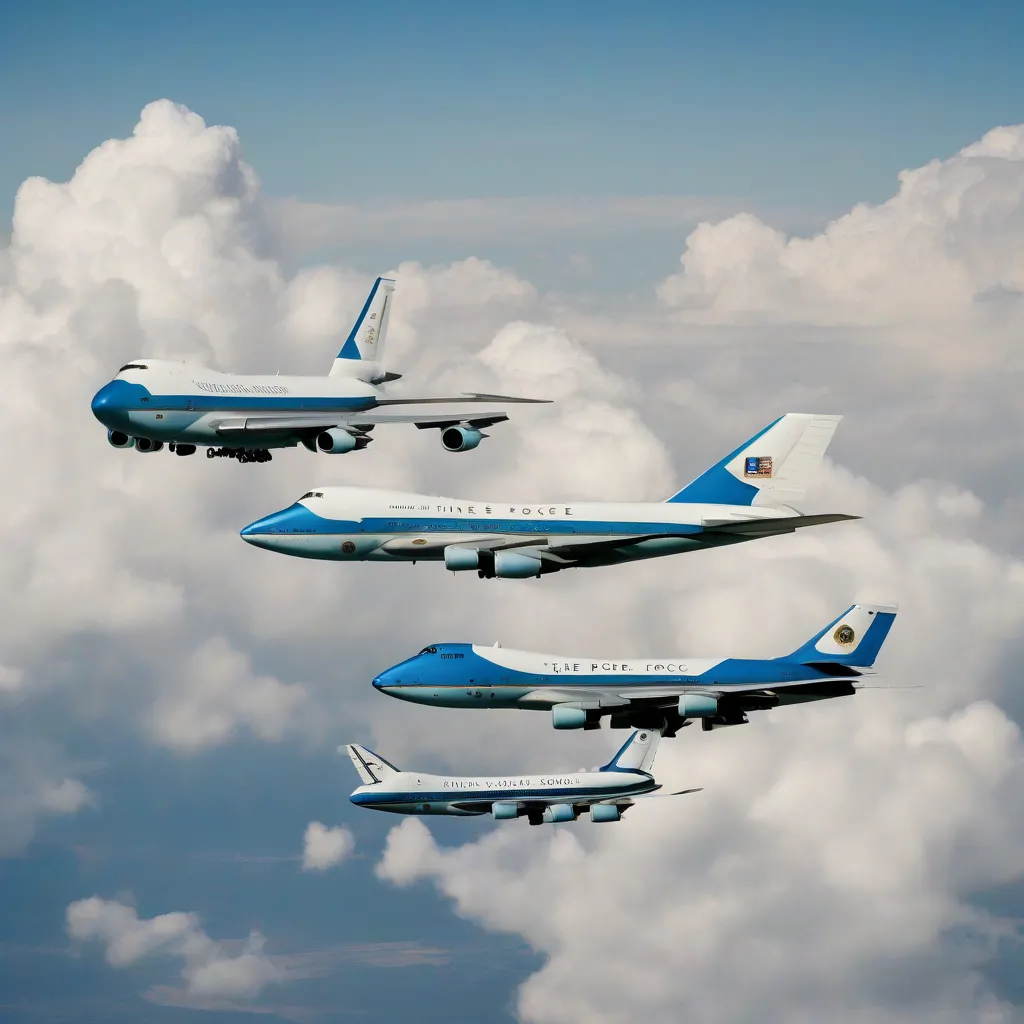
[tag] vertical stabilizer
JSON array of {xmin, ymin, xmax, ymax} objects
[
  {"xmin": 785, "ymin": 603, "xmax": 898, "ymax": 667},
  {"xmin": 601, "ymin": 729, "xmax": 661, "ymax": 774},
  {"xmin": 666, "ymin": 413, "xmax": 842, "ymax": 507},
  {"xmin": 329, "ymin": 277, "xmax": 396, "ymax": 380},
  {"xmin": 345, "ymin": 743, "xmax": 400, "ymax": 785}
]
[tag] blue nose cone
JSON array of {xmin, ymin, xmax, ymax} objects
[
  {"xmin": 90, "ymin": 381, "xmax": 122, "ymax": 426},
  {"xmin": 240, "ymin": 504, "xmax": 305, "ymax": 540},
  {"xmin": 91, "ymin": 379, "xmax": 145, "ymax": 429}
]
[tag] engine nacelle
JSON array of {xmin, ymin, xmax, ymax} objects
[
  {"xmin": 552, "ymin": 705, "xmax": 587, "ymax": 730},
  {"xmin": 494, "ymin": 551, "xmax": 541, "ymax": 578},
  {"xmin": 135, "ymin": 437, "xmax": 163, "ymax": 453},
  {"xmin": 441, "ymin": 425, "xmax": 483, "ymax": 452},
  {"xmin": 678, "ymin": 694, "xmax": 719, "ymax": 718},
  {"xmin": 590, "ymin": 804, "xmax": 621, "ymax": 823},
  {"xmin": 491, "ymin": 801, "xmax": 521, "ymax": 820},
  {"xmin": 316, "ymin": 428, "xmax": 358, "ymax": 454},
  {"xmin": 541, "ymin": 804, "xmax": 577, "ymax": 824},
  {"xmin": 107, "ymin": 430, "xmax": 134, "ymax": 449},
  {"xmin": 444, "ymin": 546, "xmax": 480, "ymax": 572}
]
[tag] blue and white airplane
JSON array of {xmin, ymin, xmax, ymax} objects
[
  {"xmin": 346, "ymin": 728, "xmax": 699, "ymax": 825},
  {"xmin": 240, "ymin": 412, "xmax": 857, "ymax": 575},
  {"xmin": 90, "ymin": 276, "xmax": 546, "ymax": 463},
  {"xmin": 372, "ymin": 603, "xmax": 897, "ymax": 734}
]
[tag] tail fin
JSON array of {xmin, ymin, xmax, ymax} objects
[
  {"xmin": 785, "ymin": 603, "xmax": 898, "ymax": 668},
  {"xmin": 666, "ymin": 413, "xmax": 842, "ymax": 507},
  {"xmin": 601, "ymin": 729, "xmax": 661, "ymax": 774},
  {"xmin": 345, "ymin": 743, "xmax": 400, "ymax": 785},
  {"xmin": 329, "ymin": 277, "xmax": 396, "ymax": 379}
]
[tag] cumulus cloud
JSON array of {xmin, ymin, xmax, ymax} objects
[
  {"xmin": 657, "ymin": 124, "xmax": 1024, "ymax": 339},
  {"xmin": 378, "ymin": 699, "xmax": 1024, "ymax": 1024},
  {"xmin": 301, "ymin": 821, "xmax": 355, "ymax": 872},
  {"xmin": 0, "ymin": 738, "xmax": 94, "ymax": 856},
  {"xmin": 148, "ymin": 637, "xmax": 307, "ymax": 751},
  {"xmin": 66, "ymin": 896, "xmax": 283, "ymax": 1000},
  {"xmin": 6, "ymin": 100, "xmax": 1024, "ymax": 1018}
]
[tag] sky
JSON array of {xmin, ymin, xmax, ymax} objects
[{"xmin": 3, "ymin": 3, "xmax": 1024, "ymax": 1022}]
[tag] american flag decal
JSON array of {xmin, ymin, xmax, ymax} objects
[{"xmin": 744, "ymin": 456, "xmax": 773, "ymax": 477}]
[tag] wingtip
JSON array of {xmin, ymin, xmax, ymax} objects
[{"xmin": 462, "ymin": 392, "xmax": 553, "ymax": 404}]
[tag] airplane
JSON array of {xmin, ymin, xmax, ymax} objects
[
  {"xmin": 90, "ymin": 276, "xmax": 547, "ymax": 463},
  {"xmin": 370, "ymin": 602, "xmax": 898, "ymax": 735},
  {"xmin": 240, "ymin": 412, "xmax": 858, "ymax": 575},
  {"xmin": 345, "ymin": 727, "xmax": 700, "ymax": 825}
]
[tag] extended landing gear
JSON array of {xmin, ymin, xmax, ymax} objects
[
  {"xmin": 168, "ymin": 443, "xmax": 196, "ymax": 457},
  {"xmin": 206, "ymin": 447, "xmax": 272, "ymax": 463}
]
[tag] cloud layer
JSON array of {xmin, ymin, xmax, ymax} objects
[{"xmin": 3, "ymin": 101, "xmax": 1024, "ymax": 1021}]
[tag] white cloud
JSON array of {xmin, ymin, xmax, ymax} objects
[
  {"xmin": 378, "ymin": 699, "xmax": 1024, "ymax": 1023},
  {"xmin": 657, "ymin": 124, "xmax": 1024, "ymax": 333},
  {"xmin": 0, "ymin": 739, "xmax": 94, "ymax": 856},
  {"xmin": 66, "ymin": 896, "xmax": 283, "ymax": 1000},
  {"xmin": 148, "ymin": 637, "xmax": 307, "ymax": 751},
  {"xmin": 5, "ymin": 99, "xmax": 1024, "ymax": 1018},
  {"xmin": 301, "ymin": 821, "xmax": 355, "ymax": 872}
]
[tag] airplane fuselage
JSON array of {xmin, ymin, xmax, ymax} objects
[
  {"xmin": 350, "ymin": 767, "xmax": 657, "ymax": 816},
  {"xmin": 91, "ymin": 361, "xmax": 380, "ymax": 448},
  {"xmin": 372, "ymin": 643, "xmax": 858, "ymax": 710},
  {"xmin": 239, "ymin": 487, "xmax": 801, "ymax": 568}
]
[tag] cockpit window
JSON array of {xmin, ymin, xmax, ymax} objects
[
  {"xmin": 299, "ymin": 491, "xmax": 324, "ymax": 500},
  {"xmin": 118, "ymin": 363, "xmax": 149, "ymax": 372},
  {"xmin": 419, "ymin": 646, "xmax": 438, "ymax": 655}
]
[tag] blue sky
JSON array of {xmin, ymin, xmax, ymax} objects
[{"xmin": 4, "ymin": 0, "xmax": 1024, "ymax": 212}]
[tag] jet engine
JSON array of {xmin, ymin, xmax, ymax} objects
[
  {"xmin": 444, "ymin": 546, "xmax": 480, "ymax": 572},
  {"xmin": 107, "ymin": 430, "xmax": 134, "ymax": 449},
  {"xmin": 491, "ymin": 801, "xmax": 521, "ymax": 820},
  {"xmin": 540, "ymin": 804, "xmax": 576, "ymax": 824},
  {"xmin": 493, "ymin": 551, "xmax": 542, "ymax": 578},
  {"xmin": 441, "ymin": 425, "xmax": 483, "ymax": 452},
  {"xmin": 316, "ymin": 428, "xmax": 358, "ymax": 454},
  {"xmin": 134, "ymin": 437, "xmax": 163, "ymax": 453},
  {"xmin": 444, "ymin": 547, "xmax": 542, "ymax": 579},
  {"xmin": 552, "ymin": 705, "xmax": 587, "ymax": 730},
  {"xmin": 678, "ymin": 694, "xmax": 719, "ymax": 718},
  {"xmin": 590, "ymin": 804, "xmax": 621, "ymax": 823}
]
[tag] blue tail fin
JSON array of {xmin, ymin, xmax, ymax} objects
[
  {"xmin": 330, "ymin": 277, "xmax": 395, "ymax": 377},
  {"xmin": 601, "ymin": 729, "xmax": 660, "ymax": 774},
  {"xmin": 667, "ymin": 413, "xmax": 842, "ymax": 506},
  {"xmin": 785, "ymin": 603, "xmax": 898, "ymax": 667}
]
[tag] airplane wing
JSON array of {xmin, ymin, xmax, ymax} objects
[
  {"xmin": 515, "ymin": 677, "xmax": 859, "ymax": 713},
  {"xmin": 213, "ymin": 411, "xmax": 510, "ymax": 435},
  {"xmin": 376, "ymin": 392, "xmax": 550, "ymax": 406}
]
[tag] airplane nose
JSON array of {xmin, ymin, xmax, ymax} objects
[
  {"xmin": 240, "ymin": 502, "xmax": 331, "ymax": 555},
  {"xmin": 90, "ymin": 381, "xmax": 123, "ymax": 425},
  {"xmin": 240, "ymin": 507, "xmax": 293, "ymax": 547}
]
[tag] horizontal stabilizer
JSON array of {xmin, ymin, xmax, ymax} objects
[
  {"xmin": 701, "ymin": 513, "xmax": 860, "ymax": 536},
  {"xmin": 345, "ymin": 744, "xmax": 400, "ymax": 785}
]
